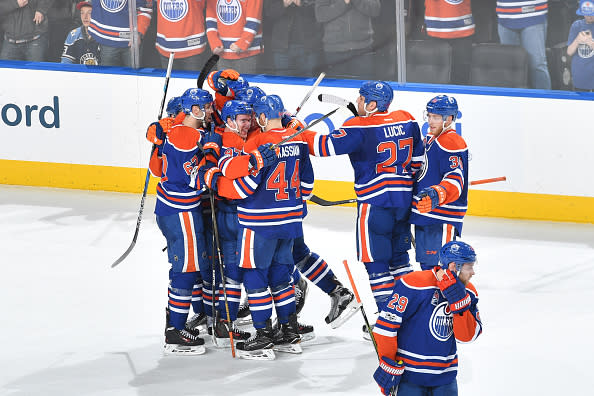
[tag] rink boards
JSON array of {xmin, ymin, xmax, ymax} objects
[{"xmin": 0, "ymin": 61, "xmax": 593, "ymax": 223}]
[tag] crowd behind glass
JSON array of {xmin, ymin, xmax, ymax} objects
[{"xmin": 1, "ymin": 1, "xmax": 592, "ymax": 91}]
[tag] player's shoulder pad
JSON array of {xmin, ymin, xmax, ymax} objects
[
  {"xmin": 436, "ymin": 130, "xmax": 467, "ymax": 152},
  {"xmin": 167, "ymin": 125, "xmax": 201, "ymax": 150},
  {"xmin": 388, "ymin": 109, "xmax": 417, "ymax": 122},
  {"xmin": 465, "ymin": 281, "xmax": 478, "ymax": 298},
  {"xmin": 400, "ymin": 270, "xmax": 438, "ymax": 290},
  {"xmin": 222, "ymin": 131, "xmax": 245, "ymax": 150}
]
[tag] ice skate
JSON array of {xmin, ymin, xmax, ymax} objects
[
  {"xmin": 185, "ymin": 312, "xmax": 207, "ymax": 334},
  {"xmin": 273, "ymin": 314, "xmax": 302, "ymax": 354},
  {"xmin": 210, "ymin": 316, "xmax": 251, "ymax": 348},
  {"xmin": 325, "ymin": 286, "xmax": 361, "ymax": 329},
  {"xmin": 164, "ymin": 326, "xmax": 206, "ymax": 356},
  {"xmin": 236, "ymin": 320, "xmax": 276, "ymax": 361},
  {"xmin": 362, "ymin": 324, "xmax": 375, "ymax": 341},
  {"xmin": 165, "ymin": 307, "xmax": 200, "ymax": 337},
  {"xmin": 236, "ymin": 300, "xmax": 253, "ymax": 326},
  {"xmin": 295, "ymin": 276, "xmax": 308, "ymax": 315},
  {"xmin": 273, "ymin": 317, "xmax": 315, "ymax": 343}
]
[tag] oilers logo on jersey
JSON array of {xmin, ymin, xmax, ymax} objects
[
  {"xmin": 429, "ymin": 301, "xmax": 453, "ymax": 342},
  {"xmin": 217, "ymin": 0, "xmax": 242, "ymax": 26},
  {"xmin": 160, "ymin": 0, "xmax": 189, "ymax": 22},
  {"xmin": 445, "ymin": 0, "xmax": 464, "ymax": 5},
  {"xmin": 101, "ymin": 0, "xmax": 127, "ymax": 13}
]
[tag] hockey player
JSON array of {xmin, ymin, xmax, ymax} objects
[
  {"xmin": 372, "ymin": 240, "xmax": 482, "ymax": 395},
  {"xmin": 301, "ymin": 81, "xmax": 425, "ymax": 312},
  {"xmin": 151, "ymin": 88, "xmax": 214, "ymax": 355},
  {"xmin": 207, "ymin": 68, "xmax": 250, "ymax": 123},
  {"xmin": 200, "ymin": 95, "xmax": 313, "ymax": 360},
  {"xmin": 409, "ymin": 95, "xmax": 469, "ymax": 271}
]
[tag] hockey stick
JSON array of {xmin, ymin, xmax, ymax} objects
[
  {"xmin": 197, "ymin": 54, "xmax": 220, "ymax": 89},
  {"xmin": 295, "ymin": 72, "xmax": 326, "ymax": 117},
  {"xmin": 197, "ymin": 142, "xmax": 236, "ymax": 357},
  {"xmin": 111, "ymin": 52, "xmax": 175, "ymax": 268},
  {"xmin": 343, "ymin": 260, "xmax": 379, "ymax": 358},
  {"xmin": 309, "ymin": 176, "xmax": 508, "ymax": 207},
  {"xmin": 318, "ymin": 93, "xmax": 358, "ymax": 117},
  {"xmin": 271, "ymin": 107, "xmax": 339, "ymax": 149},
  {"xmin": 310, "ymin": 195, "xmax": 356, "ymax": 206}
]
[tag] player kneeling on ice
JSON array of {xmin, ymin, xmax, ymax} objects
[
  {"xmin": 200, "ymin": 95, "xmax": 314, "ymax": 360},
  {"xmin": 372, "ymin": 241, "xmax": 482, "ymax": 395}
]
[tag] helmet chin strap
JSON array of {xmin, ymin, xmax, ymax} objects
[
  {"xmin": 364, "ymin": 102, "xmax": 378, "ymax": 117},
  {"xmin": 256, "ymin": 114, "xmax": 268, "ymax": 129}
]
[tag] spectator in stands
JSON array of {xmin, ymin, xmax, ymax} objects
[
  {"xmin": 0, "ymin": 0, "xmax": 54, "ymax": 62},
  {"xmin": 61, "ymin": 1, "xmax": 99, "ymax": 64},
  {"xmin": 567, "ymin": 0, "xmax": 594, "ymax": 91},
  {"xmin": 88, "ymin": 0, "xmax": 152, "ymax": 67},
  {"xmin": 496, "ymin": 0, "xmax": 552, "ymax": 89},
  {"xmin": 424, "ymin": 0, "xmax": 475, "ymax": 85},
  {"xmin": 154, "ymin": 0, "xmax": 209, "ymax": 71},
  {"xmin": 47, "ymin": 0, "xmax": 76, "ymax": 62},
  {"xmin": 206, "ymin": 0, "xmax": 263, "ymax": 74},
  {"xmin": 263, "ymin": 0, "xmax": 321, "ymax": 77},
  {"xmin": 315, "ymin": 0, "xmax": 380, "ymax": 80}
]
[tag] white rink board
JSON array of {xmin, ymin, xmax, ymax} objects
[{"xmin": 0, "ymin": 66, "xmax": 592, "ymax": 197}]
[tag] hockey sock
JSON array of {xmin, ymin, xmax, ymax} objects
[
  {"xmin": 202, "ymin": 281, "xmax": 215, "ymax": 319},
  {"xmin": 271, "ymin": 283, "xmax": 296, "ymax": 325},
  {"xmin": 191, "ymin": 275, "xmax": 205, "ymax": 314},
  {"xmin": 365, "ymin": 266, "xmax": 395, "ymax": 311},
  {"xmin": 247, "ymin": 288, "xmax": 273, "ymax": 329},
  {"xmin": 296, "ymin": 252, "xmax": 336, "ymax": 294},
  {"xmin": 217, "ymin": 277, "xmax": 241, "ymax": 321},
  {"xmin": 390, "ymin": 262, "xmax": 413, "ymax": 284},
  {"xmin": 169, "ymin": 272, "xmax": 198, "ymax": 329}
]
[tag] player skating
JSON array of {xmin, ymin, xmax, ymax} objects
[
  {"xmin": 410, "ymin": 95, "xmax": 469, "ymax": 271},
  {"xmin": 372, "ymin": 241, "xmax": 482, "ymax": 395}
]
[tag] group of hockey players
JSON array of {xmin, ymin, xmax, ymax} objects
[{"xmin": 146, "ymin": 67, "xmax": 482, "ymax": 394}]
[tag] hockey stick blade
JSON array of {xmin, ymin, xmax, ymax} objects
[
  {"xmin": 318, "ymin": 93, "xmax": 358, "ymax": 117},
  {"xmin": 310, "ymin": 194, "xmax": 356, "ymax": 206},
  {"xmin": 197, "ymin": 54, "xmax": 219, "ymax": 89}
]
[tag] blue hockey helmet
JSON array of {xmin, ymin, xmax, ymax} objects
[
  {"xmin": 426, "ymin": 95, "xmax": 459, "ymax": 121},
  {"xmin": 359, "ymin": 80, "xmax": 393, "ymax": 112},
  {"xmin": 166, "ymin": 96, "xmax": 182, "ymax": 117},
  {"xmin": 439, "ymin": 241, "xmax": 477, "ymax": 271},
  {"xmin": 253, "ymin": 95, "xmax": 285, "ymax": 120},
  {"xmin": 181, "ymin": 88, "xmax": 213, "ymax": 114},
  {"xmin": 227, "ymin": 75, "xmax": 249, "ymax": 94},
  {"xmin": 221, "ymin": 100, "xmax": 253, "ymax": 124},
  {"xmin": 235, "ymin": 86, "xmax": 266, "ymax": 106}
]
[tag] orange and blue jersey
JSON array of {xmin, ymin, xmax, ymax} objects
[
  {"xmin": 216, "ymin": 128, "xmax": 313, "ymax": 239},
  {"xmin": 205, "ymin": 0, "xmax": 263, "ymax": 60},
  {"xmin": 155, "ymin": 0, "xmax": 207, "ymax": 58},
  {"xmin": 89, "ymin": 0, "xmax": 152, "ymax": 48},
  {"xmin": 303, "ymin": 110, "xmax": 424, "ymax": 209},
  {"xmin": 410, "ymin": 128, "xmax": 468, "ymax": 234},
  {"xmin": 425, "ymin": 0, "xmax": 474, "ymax": 39},
  {"xmin": 496, "ymin": 0, "xmax": 548, "ymax": 29},
  {"xmin": 373, "ymin": 270, "xmax": 482, "ymax": 387},
  {"xmin": 154, "ymin": 123, "xmax": 206, "ymax": 216}
]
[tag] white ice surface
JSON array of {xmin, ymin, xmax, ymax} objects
[{"xmin": 1, "ymin": 185, "xmax": 593, "ymax": 396}]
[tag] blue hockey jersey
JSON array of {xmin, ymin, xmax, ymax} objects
[
  {"xmin": 89, "ymin": 0, "xmax": 153, "ymax": 48},
  {"xmin": 409, "ymin": 128, "xmax": 468, "ymax": 234},
  {"xmin": 373, "ymin": 270, "xmax": 482, "ymax": 387},
  {"xmin": 303, "ymin": 110, "xmax": 424, "ymax": 208},
  {"xmin": 153, "ymin": 123, "xmax": 206, "ymax": 216},
  {"xmin": 216, "ymin": 128, "xmax": 314, "ymax": 239}
]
